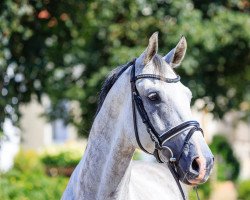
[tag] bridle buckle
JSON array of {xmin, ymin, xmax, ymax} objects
[{"xmin": 169, "ymin": 157, "xmax": 177, "ymax": 163}]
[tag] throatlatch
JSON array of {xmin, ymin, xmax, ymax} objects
[{"xmin": 130, "ymin": 59, "xmax": 203, "ymax": 200}]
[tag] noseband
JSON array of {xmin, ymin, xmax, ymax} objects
[{"xmin": 130, "ymin": 59, "xmax": 203, "ymax": 200}]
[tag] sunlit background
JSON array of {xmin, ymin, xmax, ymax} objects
[{"xmin": 0, "ymin": 0, "xmax": 250, "ymax": 199}]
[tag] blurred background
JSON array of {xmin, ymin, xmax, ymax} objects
[{"xmin": 0, "ymin": 0, "xmax": 249, "ymax": 199}]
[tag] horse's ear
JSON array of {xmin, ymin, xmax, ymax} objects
[
  {"xmin": 144, "ymin": 32, "xmax": 158, "ymax": 65},
  {"xmin": 163, "ymin": 36, "xmax": 187, "ymax": 68}
]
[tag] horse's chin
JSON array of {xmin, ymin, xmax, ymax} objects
[
  {"xmin": 178, "ymin": 170, "xmax": 210, "ymax": 186},
  {"xmin": 177, "ymin": 168, "xmax": 210, "ymax": 186}
]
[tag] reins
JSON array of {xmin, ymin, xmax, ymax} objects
[{"xmin": 130, "ymin": 59, "xmax": 202, "ymax": 200}]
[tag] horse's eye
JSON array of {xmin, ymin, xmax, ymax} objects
[{"xmin": 147, "ymin": 92, "xmax": 160, "ymax": 101}]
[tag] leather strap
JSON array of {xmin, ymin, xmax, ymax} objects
[
  {"xmin": 134, "ymin": 74, "xmax": 180, "ymax": 83},
  {"xmin": 159, "ymin": 121, "xmax": 203, "ymax": 144},
  {"xmin": 131, "ymin": 86, "xmax": 152, "ymax": 154},
  {"xmin": 168, "ymin": 162, "xmax": 187, "ymax": 200},
  {"xmin": 176, "ymin": 126, "xmax": 203, "ymax": 163},
  {"xmin": 130, "ymin": 59, "xmax": 152, "ymax": 154}
]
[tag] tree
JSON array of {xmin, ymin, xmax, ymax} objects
[
  {"xmin": 210, "ymin": 134, "xmax": 240, "ymax": 181},
  {"xmin": 0, "ymin": 0, "xmax": 249, "ymax": 137}
]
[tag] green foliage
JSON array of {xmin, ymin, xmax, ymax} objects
[
  {"xmin": 0, "ymin": 150, "xmax": 68, "ymax": 200},
  {"xmin": 1, "ymin": 0, "xmax": 249, "ymax": 136},
  {"xmin": 198, "ymin": 181, "xmax": 212, "ymax": 199},
  {"xmin": 41, "ymin": 148, "xmax": 142, "ymax": 168},
  {"xmin": 41, "ymin": 150, "xmax": 81, "ymax": 167},
  {"xmin": 132, "ymin": 150, "xmax": 142, "ymax": 160},
  {"xmin": 237, "ymin": 180, "xmax": 250, "ymax": 200},
  {"xmin": 210, "ymin": 134, "xmax": 240, "ymax": 181},
  {"xmin": 189, "ymin": 181, "xmax": 211, "ymax": 200},
  {"xmin": 0, "ymin": 147, "xmax": 142, "ymax": 199},
  {"xmin": 0, "ymin": 169, "xmax": 68, "ymax": 200},
  {"xmin": 13, "ymin": 150, "xmax": 43, "ymax": 172}
]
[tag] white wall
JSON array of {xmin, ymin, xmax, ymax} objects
[
  {"xmin": 0, "ymin": 119, "xmax": 20, "ymax": 172},
  {"xmin": 19, "ymin": 96, "xmax": 53, "ymax": 150}
]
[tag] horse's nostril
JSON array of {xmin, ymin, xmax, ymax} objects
[{"xmin": 191, "ymin": 158, "xmax": 200, "ymax": 173}]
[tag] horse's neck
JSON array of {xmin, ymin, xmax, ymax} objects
[
  {"xmin": 79, "ymin": 125, "xmax": 134, "ymax": 199},
  {"xmin": 75, "ymin": 73, "xmax": 135, "ymax": 199}
]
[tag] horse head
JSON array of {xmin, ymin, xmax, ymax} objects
[{"xmin": 132, "ymin": 32, "xmax": 214, "ymax": 185}]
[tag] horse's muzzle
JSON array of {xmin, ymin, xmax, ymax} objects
[{"xmin": 179, "ymin": 155, "xmax": 214, "ymax": 185}]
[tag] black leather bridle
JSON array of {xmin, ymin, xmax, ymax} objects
[{"xmin": 130, "ymin": 59, "xmax": 203, "ymax": 200}]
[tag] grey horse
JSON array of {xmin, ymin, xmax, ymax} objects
[{"xmin": 62, "ymin": 32, "xmax": 214, "ymax": 200}]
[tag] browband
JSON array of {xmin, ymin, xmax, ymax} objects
[{"xmin": 133, "ymin": 74, "xmax": 180, "ymax": 83}]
